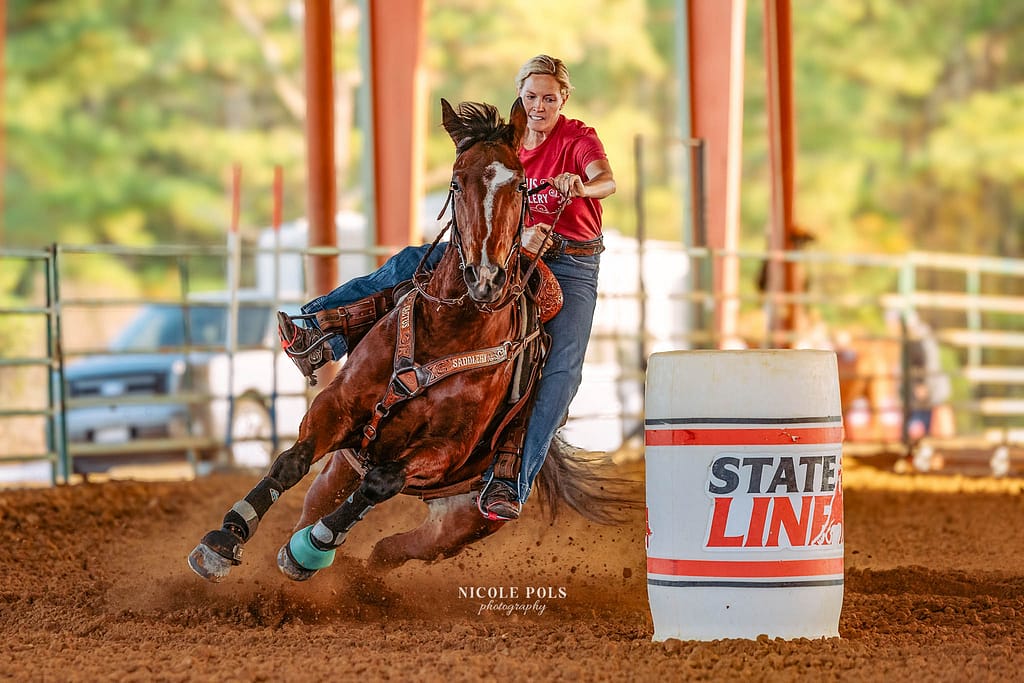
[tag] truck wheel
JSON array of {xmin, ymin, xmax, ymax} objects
[{"xmin": 229, "ymin": 398, "xmax": 273, "ymax": 469}]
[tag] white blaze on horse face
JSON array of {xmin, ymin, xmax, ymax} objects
[{"xmin": 479, "ymin": 161, "xmax": 516, "ymax": 266}]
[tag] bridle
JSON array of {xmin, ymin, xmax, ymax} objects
[{"xmin": 412, "ymin": 173, "xmax": 568, "ymax": 311}]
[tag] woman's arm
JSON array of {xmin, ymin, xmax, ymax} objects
[{"xmin": 550, "ymin": 158, "xmax": 616, "ymax": 199}]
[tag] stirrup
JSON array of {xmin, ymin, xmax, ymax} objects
[
  {"xmin": 277, "ymin": 312, "xmax": 336, "ymax": 387},
  {"xmin": 476, "ymin": 478, "xmax": 522, "ymax": 522},
  {"xmin": 279, "ymin": 312, "xmax": 337, "ymax": 357}
]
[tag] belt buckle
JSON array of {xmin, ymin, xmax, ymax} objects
[{"xmin": 544, "ymin": 233, "xmax": 566, "ymax": 261}]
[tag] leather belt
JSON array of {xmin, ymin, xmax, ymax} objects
[{"xmin": 544, "ymin": 234, "xmax": 605, "ymax": 259}]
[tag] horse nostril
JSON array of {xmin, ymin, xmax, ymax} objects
[
  {"xmin": 464, "ymin": 265, "xmax": 479, "ymax": 284},
  {"xmin": 492, "ymin": 268, "xmax": 507, "ymax": 290},
  {"xmin": 475, "ymin": 264, "xmax": 501, "ymax": 288}
]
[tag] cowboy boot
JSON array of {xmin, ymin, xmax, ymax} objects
[
  {"xmin": 276, "ymin": 312, "xmax": 334, "ymax": 386},
  {"xmin": 478, "ymin": 479, "xmax": 522, "ymax": 521}
]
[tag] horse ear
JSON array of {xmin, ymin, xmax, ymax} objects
[
  {"xmin": 438, "ymin": 98, "xmax": 454, "ymax": 132},
  {"xmin": 509, "ymin": 97, "xmax": 527, "ymax": 150},
  {"xmin": 441, "ymin": 98, "xmax": 465, "ymax": 147},
  {"xmin": 441, "ymin": 98, "xmax": 456, "ymax": 126}
]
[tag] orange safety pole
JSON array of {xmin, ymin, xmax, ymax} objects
[
  {"xmin": 225, "ymin": 164, "xmax": 243, "ymax": 449},
  {"xmin": 763, "ymin": 0, "xmax": 799, "ymax": 343},
  {"xmin": 0, "ymin": 0, "xmax": 6, "ymax": 246},
  {"xmin": 367, "ymin": 0, "xmax": 426, "ymax": 257},
  {"xmin": 229, "ymin": 164, "xmax": 242, "ymax": 236},
  {"xmin": 272, "ymin": 165, "xmax": 284, "ymax": 231},
  {"xmin": 304, "ymin": 0, "xmax": 338, "ymax": 297},
  {"xmin": 687, "ymin": 0, "xmax": 747, "ymax": 347},
  {"xmin": 270, "ymin": 165, "xmax": 283, "ymax": 449}
]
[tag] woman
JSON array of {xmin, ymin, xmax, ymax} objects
[{"xmin": 278, "ymin": 54, "xmax": 615, "ymax": 521}]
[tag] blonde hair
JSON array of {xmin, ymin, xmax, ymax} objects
[{"xmin": 514, "ymin": 55, "xmax": 574, "ymax": 100}]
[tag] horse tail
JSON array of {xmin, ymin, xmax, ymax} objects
[{"xmin": 532, "ymin": 436, "xmax": 644, "ymax": 526}]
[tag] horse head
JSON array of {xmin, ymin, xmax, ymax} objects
[{"xmin": 441, "ymin": 98, "xmax": 528, "ymax": 304}]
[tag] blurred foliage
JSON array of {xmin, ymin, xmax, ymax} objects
[
  {"xmin": 3, "ymin": 0, "xmax": 1023, "ymax": 279},
  {"xmin": 4, "ymin": 0, "xmax": 362, "ymax": 253},
  {"xmin": 788, "ymin": 0, "xmax": 1024, "ymax": 259},
  {"xmin": 425, "ymin": 0, "xmax": 670, "ymax": 240}
]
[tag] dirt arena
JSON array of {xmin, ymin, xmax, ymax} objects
[{"xmin": 1, "ymin": 455, "xmax": 1022, "ymax": 682}]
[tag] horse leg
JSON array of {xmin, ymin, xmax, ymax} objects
[
  {"xmin": 294, "ymin": 449, "xmax": 362, "ymax": 530},
  {"xmin": 187, "ymin": 436, "xmax": 322, "ymax": 581},
  {"xmin": 366, "ymin": 493, "xmax": 505, "ymax": 573},
  {"xmin": 277, "ymin": 460, "xmax": 406, "ymax": 582}
]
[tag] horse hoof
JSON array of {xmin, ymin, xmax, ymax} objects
[
  {"xmin": 187, "ymin": 529, "xmax": 243, "ymax": 582},
  {"xmin": 276, "ymin": 544, "xmax": 318, "ymax": 582},
  {"xmin": 277, "ymin": 525, "xmax": 336, "ymax": 582},
  {"xmin": 189, "ymin": 542, "xmax": 236, "ymax": 582}
]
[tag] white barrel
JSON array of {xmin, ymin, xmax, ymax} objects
[{"xmin": 645, "ymin": 350, "xmax": 844, "ymax": 641}]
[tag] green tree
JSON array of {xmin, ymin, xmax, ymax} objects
[
  {"xmin": 785, "ymin": 0, "xmax": 1024, "ymax": 258},
  {"xmin": 5, "ymin": 1, "xmax": 365, "ymax": 249},
  {"xmin": 6, "ymin": 0, "xmax": 1023, "ymax": 270}
]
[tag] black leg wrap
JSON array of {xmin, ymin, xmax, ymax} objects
[
  {"xmin": 268, "ymin": 440, "xmax": 315, "ymax": 489},
  {"xmin": 363, "ymin": 460, "xmax": 406, "ymax": 503},
  {"xmin": 221, "ymin": 476, "xmax": 285, "ymax": 541},
  {"xmin": 190, "ymin": 475, "xmax": 291, "ymax": 582},
  {"xmin": 308, "ymin": 462, "xmax": 406, "ymax": 550},
  {"xmin": 311, "ymin": 489, "xmax": 377, "ymax": 549}
]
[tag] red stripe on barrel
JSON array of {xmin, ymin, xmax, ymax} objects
[
  {"xmin": 645, "ymin": 426, "xmax": 844, "ymax": 447},
  {"xmin": 647, "ymin": 556, "xmax": 843, "ymax": 578}
]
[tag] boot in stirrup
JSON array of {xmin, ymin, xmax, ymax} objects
[
  {"xmin": 477, "ymin": 479, "xmax": 522, "ymax": 521},
  {"xmin": 276, "ymin": 312, "xmax": 334, "ymax": 386}
]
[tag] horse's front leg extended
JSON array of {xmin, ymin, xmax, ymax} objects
[
  {"xmin": 277, "ymin": 460, "xmax": 405, "ymax": 582},
  {"xmin": 188, "ymin": 438, "xmax": 317, "ymax": 582}
]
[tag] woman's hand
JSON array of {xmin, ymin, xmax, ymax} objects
[
  {"xmin": 522, "ymin": 223, "xmax": 554, "ymax": 256},
  {"xmin": 549, "ymin": 172, "xmax": 586, "ymax": 198}
]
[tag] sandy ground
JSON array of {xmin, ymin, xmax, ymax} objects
[{"xmin": 1, "ymin": 456, "xmax": 1023, "ymax": 682}]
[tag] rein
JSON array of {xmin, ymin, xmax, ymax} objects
[
  {"xmin": 410, "ymin": 217, "xmax": 465, "ymax": 307},
  {"xmin": 516, "ymin": 183, "xmax": 571, "ymax": 291}
]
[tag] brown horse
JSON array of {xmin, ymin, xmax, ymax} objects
[{"xmin": 188, "ymin": 98, "xmax": 637, "ymax": 584}]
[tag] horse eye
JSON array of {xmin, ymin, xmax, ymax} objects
[{"xmin": 451, "ymin": 180, "xmax": 462, "ymax": 193}]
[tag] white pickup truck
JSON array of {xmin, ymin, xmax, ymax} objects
[
  {"xmin": 61, "ymin": 290, "xmax": 311, "ymax": 474},
  {"xmin": 62, "ymin": 212, "xmax": 375, "ymax": 475}
]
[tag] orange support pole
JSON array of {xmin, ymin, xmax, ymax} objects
[
  {"xmin": 687, "ymin": 0, "xmax": 747, "ymax": 347},
  {"xmin": 367, "ymin": 0, "xmax": 426, "ymax": 256},
  {"xmin": 0, "ymin": 0, "xmax": 5, "ymax": 245},
  {"xmin": 764, "ymin": 0, "xmax": 800, "ymax": 343},
  {"xmin": 304, "ymin": 0, "xmax": 338, "ymax": 298}
]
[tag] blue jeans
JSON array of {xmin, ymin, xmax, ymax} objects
[
  {"xmin": 512, "ymin": 251, "xmax": 600, "ymax": 500},
  {"xmin": 301, "ymin": 243, "xmax": 600, "ymax": 503},
  {"xmin": 302, "ymin": 245, "xmax": 445, "ymax": 359}
]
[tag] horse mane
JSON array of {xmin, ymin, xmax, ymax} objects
[{"xmin": 447, "ymin": 101, "xmax": 517, "ymax": 154}]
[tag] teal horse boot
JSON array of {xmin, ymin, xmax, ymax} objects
[{"xmin": 277, "ymin": 524, "xmax": 337, "ymax": 582}]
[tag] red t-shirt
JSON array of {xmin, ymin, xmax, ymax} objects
[{"xmin": 519, "ymin": 116, "xmax": 608, "ymax": 242}]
